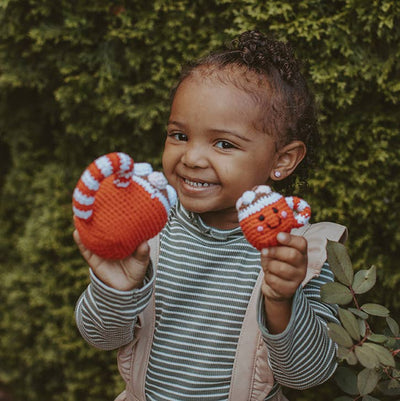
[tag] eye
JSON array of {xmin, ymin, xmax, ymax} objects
[
  {"xmin": 272, "ymin": 207, "xmax": 278, "ymax": 213},
  {"xmin": 258, "ymin": 215, "xmax": 265, "ymax": 221},
  {"xmin": 169, "ymin": 132, "xmax": 188, "ymax": 142},
  {"xmin": 215, "ymin": 140, "xmax": 236, "ymax": 150}
]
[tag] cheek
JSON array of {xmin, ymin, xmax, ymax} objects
[{"xmin": 162, "ymin": 145, "xmax": 176, "ymax": 173}]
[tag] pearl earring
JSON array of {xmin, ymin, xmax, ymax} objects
[{"xmin": 274, "ymin": 171, "xmax": 282, "ymax": 178}]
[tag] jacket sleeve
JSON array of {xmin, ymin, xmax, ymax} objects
[
  {"xmin": 75, "ymin": 263, "xmax": 155, "ymax": 351},
  {"xmin": 257, "ymin": 262, "xmax": 339, "ymax": 389}
]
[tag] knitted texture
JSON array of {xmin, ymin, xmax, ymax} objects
[
  {"xmin": 72, "ymin": 152, "xmax": 177, "ymax": 260},
  {"xmin": 236, "ymin": 185, "xmax": 311, "ymax": 250}
]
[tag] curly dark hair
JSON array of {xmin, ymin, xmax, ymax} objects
[{"xmin": 171, "ymin": 30, "xmax": 320, "ymax": 192}]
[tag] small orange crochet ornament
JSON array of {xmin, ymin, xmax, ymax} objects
[
  {"xmin": 236, "ymin": 185, "xmax": 311, "ymax": 250},
  {"xmin": 72, "ymin": 152, "xmax": 177, "ymax": 260}
]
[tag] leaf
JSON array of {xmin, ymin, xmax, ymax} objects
[
  {"xmin": 360, "ymin": 303, "xmax": 390, "ymax": 317},
  {"xmin": 359, "ymin": 319, "xmax": 367, "ymax": 337},
  {"xmin": 364, "ymin": 343, "xmax": 396, "ymax": 367},
  {"xmin": 352, "ymin": 265, "xmax": 376, "ymax": 294},
  {"xmin": 328, "ymin": 322, "xmax": 354, "ymax": 347},
  {"xmin": 339, "ymin": 307, "xmax": 361, "ymax": 341},
  {"xmin": 357, "ymin": 368, "xmax": 380, "ymax": 396},
  {"xmin": 354, "ymin": 344, "xmax": 380, "ymax": 368},
  {"xmin": 385, "ymin": 337, "xmax": 397, "ymax": 348},
  {"xmin": 321, "ymin": 282, "xmax": 353, "ymax": 305},
  {"xmin": 386, "ymin": 316, "xmax": 399, "ymax": 336},
  {"xmin": 337, "ymin": 345, "xmax": 358, "ymax": 365},
  {"xmin": 334, "ymin": 367, "xmax": 359, "ymax": 395},
  {"xmin": 337, "ymin": 345, "xmax": 351, "ymax": 360},
  {"xmin": 378, "ymin": 379, "xmax": 400, "ymax": 395},
  {"xmin": 388, "ymin": 378, "xmax": 400, "ymax": 389},
  {"xmin": 367, "ymin": 333, "xmax": 388, "ymax": 344},
  {"xmin": 346, "ymin": 350, "xmax": 358, "ymax": 365},
  {"xmin": 327, "ymin": 240, "xmax": 354, "ymax": 286},
  {"xmin": 349, "ymin": 307, "xmax": 369, "ymax": 319}
]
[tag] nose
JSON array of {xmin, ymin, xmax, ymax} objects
[{"xmin": 181, "ymin": 143, "xmax": 208, "ymax": 168}]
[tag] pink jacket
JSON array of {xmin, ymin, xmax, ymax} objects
[{"xmin": 115, "ymin": 222, "xmax": 347, "ymax": 401}]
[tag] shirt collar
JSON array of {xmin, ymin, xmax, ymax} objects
[{"xmin": 174, "ymin": 202, "xmax": 243, "ymax": 241}]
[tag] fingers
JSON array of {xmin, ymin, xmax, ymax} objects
[
  {"xmin": 261, "ymin": 233, "xmax": 307, "ymax": 267},
  {"xmin": 73, "ymin": 229, "xmax": 94, "ymax": 264},
  {"xmin": 276, "ymin": 232, "xmax": 307, "ymax": 254},
  {"xmin": 260, "ymin": 233, "xmax": 308, "ymax": 301}
]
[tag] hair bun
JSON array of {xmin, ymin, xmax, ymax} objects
[{"xmin": 232, "ymin": 30, "xmax": 300, "ymax": 84}]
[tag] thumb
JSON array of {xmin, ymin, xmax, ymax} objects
[{"xmin": 132, "ymin": 240, "xmax": 150, "ymax": 265}]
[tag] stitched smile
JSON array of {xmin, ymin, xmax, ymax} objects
[{"xmin": 266, "ymin": 217, "xmax": 281, "ymax": 229}]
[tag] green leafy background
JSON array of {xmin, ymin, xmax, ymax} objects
[{"xmin": 0, "ymin": 1, "xmax": 399, "ymax": 400}]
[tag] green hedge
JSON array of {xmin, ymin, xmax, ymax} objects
[{"xmin": 1, "ymin": 1, "xmax": 399, "ymax": 400}]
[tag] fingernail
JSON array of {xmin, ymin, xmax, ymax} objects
[
  {"xmin": 261, "ymin": 248, "xmax": 269, "ymax": 257},
  {"xmin": 277, "ymin": 232, "xmax": 287, "ymax": 241}
]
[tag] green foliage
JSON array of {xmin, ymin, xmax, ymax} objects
[
  {"xmin": 321, "ymin": 241, "xmax": 400, "ymax": 401},
  {"xmin": 0, "ymin": 0, "xmax": 399, "ymax": 400}
]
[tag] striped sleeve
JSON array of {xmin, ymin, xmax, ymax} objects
[
  {"xmin": 257, "ymin": 262, "xmax": 339, "ymax": 389},
  {"xmin": 75, "ymin": 264, "xmax": 155, "ymax": 351}
]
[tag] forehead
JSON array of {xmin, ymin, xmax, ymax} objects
[
  {"xmin": 172, "ymin": 67, "xmax": 272, "ymax": 131},
  {"xmin": 171, "ymin": 80, "xmax": 253, "ymax": 134}
]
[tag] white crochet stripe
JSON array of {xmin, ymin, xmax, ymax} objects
[
  {"xmin": 73, "ymin": 206, "xmax": 93, "ymax": 220},
  {"xmin": 117, "ymin": 152, "xmax": 133, "ymax": 173},
  {"xmin": 73, "ymin": 188, "xmax": 95, "ymax": 206},
  {"xmin": 148, "ymin": 172, "xmax": 168, "ymax": 190},
  {"xmin": 95, "ymin": 155, "xmax": 114, "ymax": 178},
  {"xmin": 295, "ymin": 213, "xmax": 310, "ymax": 225},
  {"xmin": 132, "ymin": 175, "xmax": 171, "ymax": 213},
  {"xmin": 154, "ymin": 191, "xmax": 172, "ymax": 213},
  {"xmin": 81, "ymin": 170, "xmax": 100, "ymax": 191},
  {"xmin": 296, "ymin": 198, "xmax": 309, "ymax": 212},
  {"xmin": 114, "ymin": 179, "xmax": 132, "ymax": 188},
  {"xmin": 286, "ymin": 196, "xmax": 294, "ymax": 210},
  {"xmin": 134, "ymin": 162, "xmax": 153, "ymax": 176},
  {"xmin": 166, "ymin": 185, "xmax": 177, "ymax": 208},
  {"xmin": 237, "ymin": 192, "xmax": 282, "ymax": 222}
]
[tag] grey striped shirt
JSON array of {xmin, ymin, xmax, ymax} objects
[{"xmin": 75, "ymin": 202, "xmax": 338, "ymax": 400}]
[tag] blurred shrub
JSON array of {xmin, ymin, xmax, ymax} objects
[{"xmin": 0, "ymin": 0, "xmax": 399, "ymax": 400}]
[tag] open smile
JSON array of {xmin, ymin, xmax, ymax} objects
[
  {"xmin": 179, "ymin": 176, "xmax": 218, "ymax": 192},
  {"xmin": 184, "ymin": 178, "xmax": 216, "ymax": 188}
]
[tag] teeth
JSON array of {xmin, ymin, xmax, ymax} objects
[{"xmin": 185, "ymin": 178, "xmax": 212, "ymax": 188}]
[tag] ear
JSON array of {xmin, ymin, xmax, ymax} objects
[{"xmin": 270, "ymin": 141, "xmax": 307, "ymax": 181}]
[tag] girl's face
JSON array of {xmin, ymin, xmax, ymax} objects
[{"xmin": 162, "ymin": 74, "xmax": 278, "ymax": 229}]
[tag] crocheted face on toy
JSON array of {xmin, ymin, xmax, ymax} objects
[
  {"xmin": 236, "ymin": 185, "xmax": 311, "ymax": 250},
  {"xmin": 72, "ymin": 152, "xmax": 177, "ymax": 260}
]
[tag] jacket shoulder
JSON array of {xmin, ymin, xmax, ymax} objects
[{"xmin": 292, "ymin": 222, "xmax": 348, "ymax": 286}]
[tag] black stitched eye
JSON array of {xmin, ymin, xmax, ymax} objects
[
  {"xmin": 272, "ymin": 207, "xmax": 278, "ymax": 213},
  {"xmin": 258, "ymin": 215, "xmax": 265, "ymax": 221}
]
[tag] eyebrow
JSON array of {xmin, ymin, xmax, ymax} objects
[{"xmin": 167, "ymin": 120, "xmax": 251, "ymax": 142}]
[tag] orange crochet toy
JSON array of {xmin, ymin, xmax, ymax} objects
[
  {"xmin": 236, "ymin": 185, "xmax": 311, "ymax": 250},
  {"xmin": 72, "ymin": 152, "xmax": 177, "ymax": 260}
]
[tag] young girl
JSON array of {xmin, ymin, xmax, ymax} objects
[{"xmin": 74, "ymin": 31, "xmax": 347, "ymax": 401}]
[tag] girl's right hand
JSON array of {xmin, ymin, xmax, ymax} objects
[{"xmin": 73, "ymin": 230, "xmax": 150, "ymax": 291}]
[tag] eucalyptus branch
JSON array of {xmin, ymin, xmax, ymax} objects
[{"xmin": 320, "ymin": 241, "xmax": 400, "ymax": 401}]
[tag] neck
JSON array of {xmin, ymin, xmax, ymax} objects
[{"xmin": 198, "ymin": 208, "xmax": 240, "ymax": 230}]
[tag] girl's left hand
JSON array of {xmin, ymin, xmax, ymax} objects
[{"xmin": 260, "ymin": 232, "xmax": 308, "ymax": 303}]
